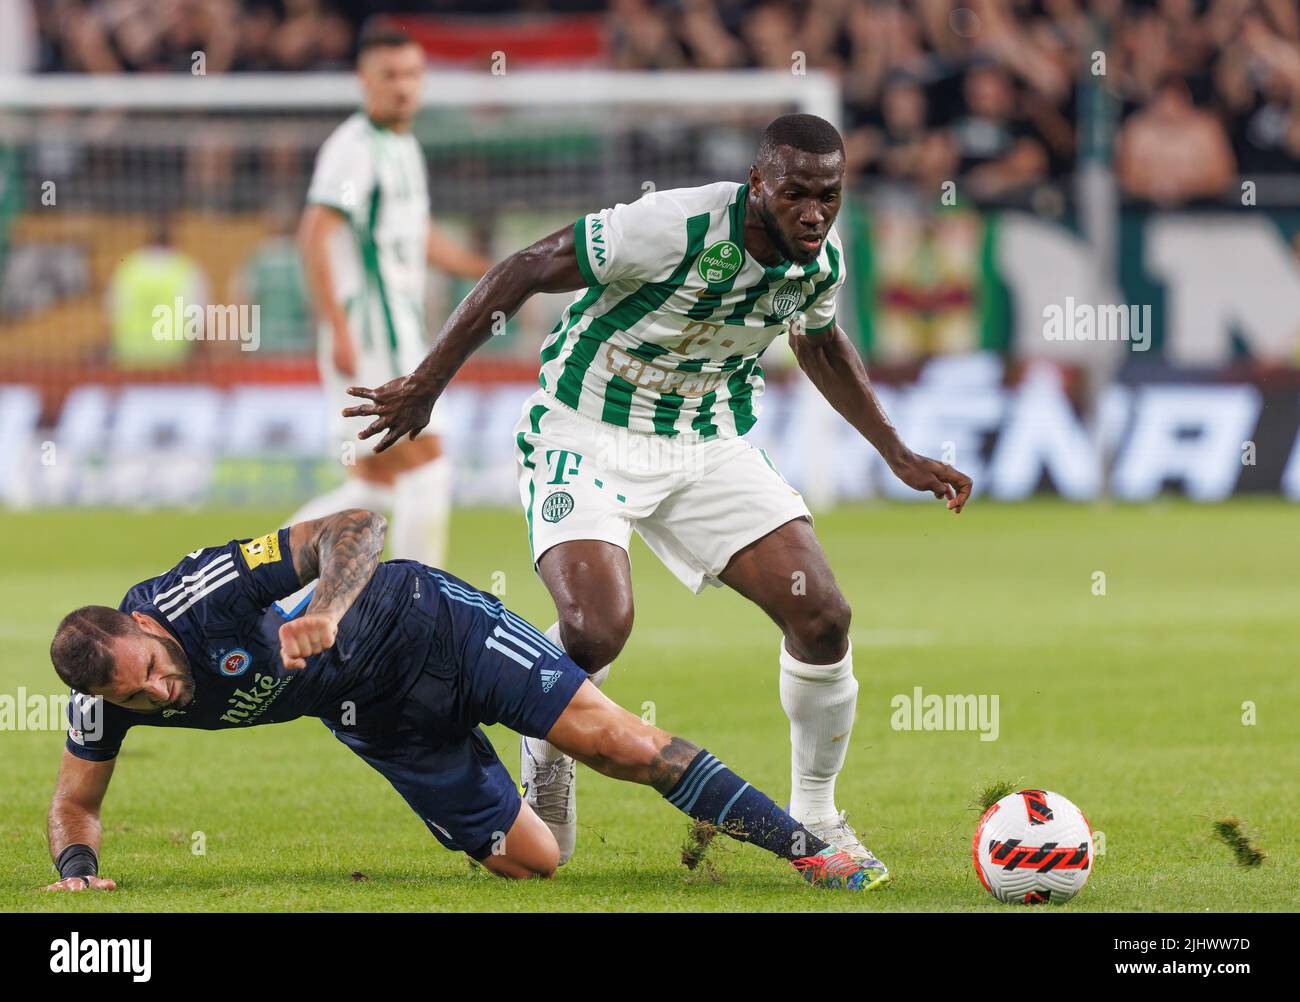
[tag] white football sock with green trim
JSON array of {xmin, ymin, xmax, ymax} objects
[{"xmin": 780, "ymin": 639, "xmax": 857, "ymax": 824}]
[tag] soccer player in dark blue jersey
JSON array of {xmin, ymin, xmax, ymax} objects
[{"xmin": 44, "ymin": 510, "xmax": 887, "ymax": 893}]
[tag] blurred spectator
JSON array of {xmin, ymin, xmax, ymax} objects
[
  {"xmin": 232, "ymin": 202, "xmax": 312, "ymax": 355},
  {"xmin": 106, "ymin": 215, "xmax": 209, "ymax": 370},
  {"xmin": 0, "ymin": 0, "xmax": 38, "ymax": 74},
  {"xmin": 847, "ymin": 75, "xmax": 943, "ymax": 186},
  {"xmin": 266, "ymin": 0, "xmax": 355, "ymax": 72},
  {"xmin": 233, "ymin": 3, "xmax": 287, "ymax": 72},
  {"xmin": 943, "ymin": 62, "xmax": 1049, "ymax": 199},
  {"xmin": 678, "ymin": 0, "xmax": 747, "ymax": 69},
  {"xmin": 741, "ymin": 0, "xmax": 801, "ymax": 71},
  {"xmin": 36, "ymin": 0, "xmax": 352, "ymax": 74},
  {"xmin": 611, "ymin": 0, "xmax": 688, "ymax": 70},
  {"xmin": 1116, "ymin": 74, "xmax": 1237, "ymax": 206},
  {"xmin": 61, "ymin": 0, "xmax": 240, "ymax": 75},
  {"xmin": 1217, "ymin": 10, "xmax": 1300, "ymax": 173}
]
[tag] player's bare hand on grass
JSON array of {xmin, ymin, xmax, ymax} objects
[
  {"xmin": 279, "ymin": 613, "xmax": 339, "ymax": 670},
  {"xmin": 344, "ymin": 376, "xmax": 434, "ymax": 453},
  {"xmin": 42, "ymin": 876, "xmax": 116, "ymax": 892},
  {"xmin": 888, "ymin": 451, "xmax": 973, "ymax": 513}
]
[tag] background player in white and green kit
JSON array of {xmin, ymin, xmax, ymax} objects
[
  {"xmin": 347, "ymin": 114, "xmax": 973, "ymax": 874},
  {"xmin": 290, "ymin": 23, "xmax": 489, "ymax": 567}
]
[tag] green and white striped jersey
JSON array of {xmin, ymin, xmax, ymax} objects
[
  {"xmin": 539, "ymin": 181, "xmax": 844, "ymax": 439},
  {"xmin": 305, "ymin": 112, "xmax": 429, "ymax": 364}
]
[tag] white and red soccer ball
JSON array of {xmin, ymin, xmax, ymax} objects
[{"xmin": 973, "ymin": 789, "xmax": 1094, "ymax": 904}]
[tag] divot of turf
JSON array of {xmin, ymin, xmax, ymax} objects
[
  {"xmin": 1213, "ymin": 817, "xmax": 1265, "ymax": 868},
  {"xmin": 681, "ymin": 819, "xmax": 718, "ymax": 872},
  {"xmin": 679, "ymin": 820, "xmax": 751, "ymax": 884}
]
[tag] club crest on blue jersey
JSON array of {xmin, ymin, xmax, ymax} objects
[{"xmin": 218, "ymin": 648, "xmax": 252, "ymax": 677}]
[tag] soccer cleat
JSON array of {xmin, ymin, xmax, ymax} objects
[
  {"xmin": 520, "ymin": 735, "xmax": 577, "ymax": 866},
  {"xmin": 792, "ymin": 845, "xmax": 891, "ymax": 892},
  {"xmin": 803, "ymin": 810, "xmax": 879, "ymax": 865}
]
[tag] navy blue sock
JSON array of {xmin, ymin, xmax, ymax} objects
[{"xmin": 664, "ymin": 749, "xmax": 829, "ymax": 861}]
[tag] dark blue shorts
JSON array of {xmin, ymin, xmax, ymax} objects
[{"xmin": 328, "ymin": 569, "xmax": 586, "ymax": 860}]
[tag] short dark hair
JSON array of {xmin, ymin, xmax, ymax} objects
[
  {"xmin": 356, "ymin": 19, "xmax": 418, "ymax": 59},
  {"xmin": 50, "ymin": 606, "xmax": 132, "ymax": 693},
  {"xmin": 757, "ymin": 113, "xmax": 845, "ymax": 163}
]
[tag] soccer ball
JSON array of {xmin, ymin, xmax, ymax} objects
[{"xmin": 972, "ymin": 789, "xmax": 1093, "ymax": 904}]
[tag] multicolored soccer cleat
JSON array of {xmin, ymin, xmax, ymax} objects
[
  {"xmin": 792, "ymin": 845, "xmax": 891, "ymax": 892},
  {"xmin": 804, "ymin": 810, "xmax": 876, "ymax": 864}
]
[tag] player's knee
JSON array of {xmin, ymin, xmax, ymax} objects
[
  {"xmin": 785, "ymin": 590, "xmax": 852, "ymax": 661},
  {"xmin": 483, "ymin": 830, "xmax": 560, "ymax": 879},
  {"xmin": 483, "ymin": 848, "xmax": 557, "ymax": 880},
  {"xmin": 556, "ymin": 600, "xmax": 632, "ymax": 671},
  {"xmin": 525, "ymin": 843, "xmax": 559, "ymax": 879},
  {"xmin": 523, "ymin": 829, "xmax": 561, "ymax": 878}
]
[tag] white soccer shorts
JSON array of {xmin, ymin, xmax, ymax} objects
[{"xmin": 513, "ymin": 388, "xmax": 811, "ymax": 593}]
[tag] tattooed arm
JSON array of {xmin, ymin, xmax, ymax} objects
[{"xmin": 279, "ymin": 509, "xmax": 387, "ymax": 669}]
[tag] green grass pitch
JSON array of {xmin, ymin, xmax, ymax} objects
[{"xmin": 1, "ymin": 500, "xmax": 1296, "ymax": 912}]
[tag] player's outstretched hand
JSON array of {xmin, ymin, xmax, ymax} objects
[
  {"xmin": 887, "ymin": 451, "xmax": 973, "ymax": 513},
  {"xmin": 279, "ymin": 614, "xmax": 339, "ymax": 670},
  {"xmin": 42, "ymin": 876, "xmax": 116, "ymax": 892},
  {"xmin": 343, "ymin": 375, "xmax": 435, "ymax": 454}
]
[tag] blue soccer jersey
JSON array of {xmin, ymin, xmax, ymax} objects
[
  {"xmin": 66, "ymin": 529, "xmax": 436, "ymax": 761},
  {"xmin": 63, "ymin": 532, "xmax": 588, "ymax": 858}
]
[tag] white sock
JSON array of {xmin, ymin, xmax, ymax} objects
[
  {"xmin": 390, "ymin": 455, "xmax": 452, "ymax": 567},
  {"xmin": 524, "ymin": 623, "xmax": 610, "ymax": 768},
  {"xmin": 285, "ymin": 476, "xmax": 394, "ymax": 526},
  {"xmin": 779, "ymin": 639, "xmax": 857, "ymax": 824}
]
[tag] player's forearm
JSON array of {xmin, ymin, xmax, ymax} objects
[
  {"xmin": 48, "ymin": 797, "xmax": 102, "ymax": 864},
  {"xmin": 792, "ymin": 327, "xmax": 911, "ymax": 465},
  {"xmin": 299, "ymin": 509, "xmax": 388, "ymax": 624},
  {"xmin": 407, "ymin": 251, "xmax": 547, "ymax": 397},
  {"xmin": 407, "ymin": 226, "xmax": 585, "ymax": 399}
]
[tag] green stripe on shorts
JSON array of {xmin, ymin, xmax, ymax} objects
[{"xmin": 516, "ymin": 403, "xmax": 548, "ymax": 560}]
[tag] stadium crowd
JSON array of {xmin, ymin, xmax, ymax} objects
[
  {"xmin": 4, "ymin": 1, "xmax": 1298, "ymax": 197},
  {"xmin": 612, "ymin": 0, "xmax": 1300, "ymax": 197}
]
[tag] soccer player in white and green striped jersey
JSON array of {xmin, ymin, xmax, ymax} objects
[
  {"xmin": 347, "ymin": 114, "xmax": 972, "ymax": 877},
  {"xmin": 290, "ymin": 22, "xmax": 489, "ymax": 569}
]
